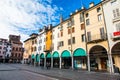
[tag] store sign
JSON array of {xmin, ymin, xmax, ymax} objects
[{"xmin": 113, "ymin": 31, "xmax": 120, "ymax": 36}]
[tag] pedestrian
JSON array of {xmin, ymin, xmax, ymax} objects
[{"xmin": 46, "ymin": 62, "xmax": 49, "ymax": 69}]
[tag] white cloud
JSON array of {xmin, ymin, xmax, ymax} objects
[{"xmin": 0, "ymin": 0, "xmax": 62, "ymax": 42}]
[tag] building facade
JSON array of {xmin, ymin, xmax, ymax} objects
[
  {"xmin": 5, "ymin": 42, "xmax": 12, "ymax": 63},
  {"xmin": 9, "ymin": 35, "xmax": 23, "ymax": 63},
  {"xmin": 0, "ymin": 38, "xmax": 8, "ymax": 62},
  {"xmin": 23, "ymin": 0, "xmax": 120, "ymax": 73},
  {"xmin": 102, "ymin": 0, "xmax": 120, "ymax": 73}
]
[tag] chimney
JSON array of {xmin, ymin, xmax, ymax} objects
[
  {"xmin": 81, "ymin": 6, "xmax": 85, "ymax": 9},
  {"xmin": 60, "ymin": 15, "xmax": 63, "ymax": 23},
  {"xmin": 89, "ymin": 2, "xmax": 94, "ymax": 8},
  {"xmin": 48, "ymin": 24, "xmax": 52, "ymax": 30}
]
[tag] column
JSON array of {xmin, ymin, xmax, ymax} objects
[
  {"xmin": 72, "ymin": 56, "xmax": 74, "ymax": 69},
  {"xmin": 87, "ymin": 53, "xmax": 90, "ymax": 71},
  {"xmin": 108, "ymin": 53, "xmax": 114, "ymax": 73},
  {"xmin": 51, "ymin": 57, "xmax": 53, "ymax": 68},
  {"xmin": 60, "ymin": 57, "xmax": 62, "ymax": 69},
  {"xmin": 44, "ymin": 57, "xmax": 46, "ymax": 68}
]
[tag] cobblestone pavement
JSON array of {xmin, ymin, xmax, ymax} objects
[{"xmin": 0, "ymin": 63, "xmax": 120, "ymax": 80}]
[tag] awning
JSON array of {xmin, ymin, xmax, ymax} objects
[
  {"xmin": 40, "ymin": 53, "xmax": 44, "ymax": 58},
  {"xmin": 36, "ymin": 54, "xmax": 39, "ymax": 62},
  {"xmin": 53, "ymin": 51, "xmax": 59, "ymax": 58},
  {"xmin": 61, "ymin": 50, "xmax": 71, "ymax": 57},
  {"xmin": 73, "ymin": 48, "xmax": 86, "ymax": 57},
  {"xmin": 31, "ymin": 54, "xmax": 35, "ymax": 59},
  {"xmin": 46, "ymin": 53, "xmax": 51, "ymax": 58}
]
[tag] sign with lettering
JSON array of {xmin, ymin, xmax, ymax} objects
[{"xmin": 113, "ymin": 31, "xmax": 120, "ymax": 36}]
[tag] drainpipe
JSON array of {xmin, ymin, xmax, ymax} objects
[{"xmin": 83, "ymin": 10, "xmax": 90, "ymax": 71}]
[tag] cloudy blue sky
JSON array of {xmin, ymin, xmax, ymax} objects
[{"xmin": 0, "ymin": 0, "xmax": 100, "ymax": 42}]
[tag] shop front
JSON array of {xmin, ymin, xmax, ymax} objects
[
  {"xmin": 53, "ymin": 51, "xmax": 59, "ymax": 68},
  {"xmin": 73, "ymin": 48, "xmax": 87, "ymax": 70},
  {"xmin": 40, "ymin": 53, "xmax": 44, "ymax": 67},
  {"xmin": 46, "ymin": 52, "xmax": 51, "ymax": 68},
  {"xmin": 111, "ymin": 42, "xmax": 120, "ymax": 73},
  {"xmin": 89, "ymin": 45, "xmax": 108, "ymax": 71},
  {"xmin": 61, "ymin": 50, "xmax": 71, "ymax": 69},
  {"xmin": 35, "ymin": 54, "xmax": 39, "ymax": 66},
  {"xmin": 31, "ymin": 54, "xmax": 35, "ymax": 65}
]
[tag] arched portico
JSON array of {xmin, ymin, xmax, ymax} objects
[
  {"xmin": 31, "ymin": 54, "xmax": 35, "ymax": 65},
  {"xmin": 111, "ymin": 42, "xmax": 120, "ymax": 72},
  {"xmin": 52, "ymin": 51, "xmax": 59, "ymax": 68},
  {"xmin": 61, "ymin": 50, "xmax": 71, "ymax": 69},
  {"xmin": 89, "ymin": 45, "xmax": 108, "ymax": 71},
  {"xmin": 46, "ymin": 52, "xmax": 51, "ymax": 68},
  {"xmin": 73, "ymin": 48, "xmax": 87, "ymax": 70},
  {"xmin": 40, "ymin": 53, "xmax": 44, "ymax": 67}
]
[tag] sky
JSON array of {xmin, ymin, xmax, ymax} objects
[{"xmin": 0, "ymin": 0, "xmax": 100, "ymax": 42}]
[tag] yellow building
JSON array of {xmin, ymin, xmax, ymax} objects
[
  {"xmin": 85, "ymin": 2, "xmax": 109, "ymax": 71},
  {"xmin": 23, "ymin": 33, "xmax": 38, "ymax": 64},
  {"xmin": 44, "ymin": 25, "xmax": 53, "ymax": 66}
]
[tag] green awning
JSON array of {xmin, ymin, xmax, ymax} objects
[
  {"xmin": 61, "ymin": 50, "xmax": 71, "ymax": 57},
  {"xmin": 31, "ymin": 54, "xmax": 35, "ymax": 59},
  {"xmin": 40, "ymin": 53, "xmax": 44, "ymax": 58},
  {"xmin": 46, "ymin": 53, "xmax": 51, "ymax": 58},
  {"xmin": 36, "ymin": 54, "xmax": 39, "ymax": 62},
  {"xmin": 73, "ymin": 48, "xmax": 86, "ymax": 57},
  {"xmin": 53, "ymin": 51, "xmax": 59, "ymax": 58}
]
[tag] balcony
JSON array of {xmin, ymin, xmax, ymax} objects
[
  {"xmin": 113, "ymin": 16, "xmax": 120, "ymax": 23},
  {"xmin": 87, "ymin": 33, "xmax": 107, "ymax": 43},
  {"xmin": 44, "ymin": 46, "xmax": 53, "ymax": 52},
  {"xmin": 110, "ymin": 31, "xmax": 120, "ymax": 41}
]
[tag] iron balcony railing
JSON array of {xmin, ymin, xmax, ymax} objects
[{"xmin": 87, "ymin": 33, "xmax": 107, "ymax": 43}]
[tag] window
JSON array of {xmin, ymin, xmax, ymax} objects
[
  {"xmin": 59, "ymin": 41, "xmax": 64, "ymax": 47},
  {"xmin": 12, "ymin": 47, "xmax": 14, "ymax": 50},
  {"xmin": 100, "ymin": 27, "xmax": 105, "ymax": 39},
  {"xmin": 81, "ymin": 34, "xmax": 85, "ymax": 42},
  {"xmin": 87, "ymin": 32, "xmax": 91, "ymax": 42},
  {"xmin": 16, "ymin": 48, "xmax": 18, "ymax": 51},
  {"xmin": 116, "ymin": 23, "xmax": 120, "ymax": 31},
  {"xmin": 15, "ymin": 54, "xmax": 17, "ymax": 57},
  {"xmin": 68, "ymin": 39, "xmax": 71, "ymax": 45},
  {"xmin": 32, "ymin": 41, "xmax": 34, "ymax": 45},
  {"xmin": 67, "ymin": 21, "xmax": 71, "ymax": 27},
  {"xmin": 68, "ymin": 28, "xmax": 71, "ymax": 34},
  {"xmin": 34, "ymin": 47, "xmax": 36, "ymax": 51},
  {"xmin": 72, "ymin": 37, "xmax": 75, "ymax": 44},
  {"xmin": 72, "ymin": 27, "xmax": 75, "ymax": 33},
  {"xmin": 86, "ymin": 19, "xmax": 90, "ymax": 25},
  {"xmin": 86, "ymin": 13, "xmax": 89, "ymax": 17},
  {"xmin": 71, "ymin": 17, "xmax": 74, "ymax": 25},
  {"xmin": 113, "ymin": 8, "xmax": 120, "ymax": 19},
  {"xmin": 80, "ymin": 12, "xmax": 84, "ymax": 22},
  {"xmin": 61, "ymin": 31, "xmax": 63, "ymax": 37},
  {"xmin": 98, "ymin": 14, "xmax": 102, "ymax": 21},
  {"xmin": 97, "ymin": 7, "xmax": 101, "ymax": 13},
  {"xmin": 38, "ymin": 46, "xmax": 41, "ymax": 51},
  {"xmin": 81, "ymin": 24, "xmax": 85, "ymax": 30}
]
